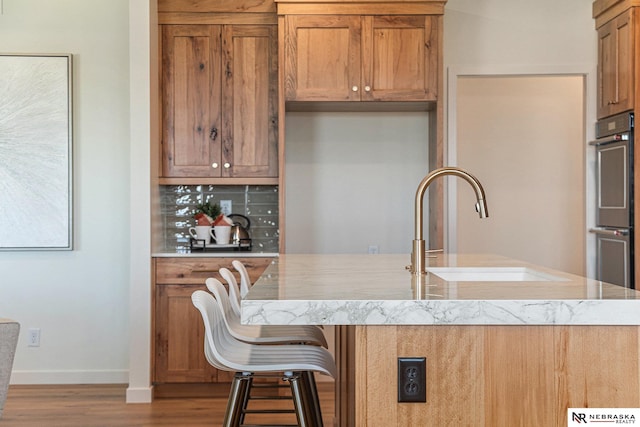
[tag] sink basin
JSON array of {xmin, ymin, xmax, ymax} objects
[{"xmin": 426, "ymin": 267, "xmax": 567, "ymax": 282}]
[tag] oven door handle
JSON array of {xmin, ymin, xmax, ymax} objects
[
  {"xmin": 589, "ymin": 135, "xmax": 629, "ymax": 146},
  {"xmin": 589, "ymin": 227, "xmax": 630, "ymax": 236}
]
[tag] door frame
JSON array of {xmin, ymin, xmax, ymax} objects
[{"xmin": 445, "ymin": 64, "xmax": 597, "ymax": 278}]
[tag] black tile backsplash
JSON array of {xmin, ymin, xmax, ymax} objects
[{"xmin": 159, "ymin": 185, "xmax": 279, "ymax": 253}]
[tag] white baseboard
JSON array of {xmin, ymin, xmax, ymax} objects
[
  {"xmin": 10, "ymin": 369, "xmax": 128, "ymax": 385},
  {"xmin": 126, "ymin": 385, "xmax": 153, "ymax": 403}
]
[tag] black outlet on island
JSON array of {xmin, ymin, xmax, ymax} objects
[{"xmin": 397, "ymin": 357, "xmax": 426, "ymax": 403}]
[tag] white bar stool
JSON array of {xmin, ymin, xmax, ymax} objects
[{"xmin": 192, "ymin": 290, "xmax": 336, "ymax": 427}]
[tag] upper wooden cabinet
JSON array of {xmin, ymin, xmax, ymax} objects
[
  {"xmin": 597, "ymin": 8, "xmax": 634, "ymax": 118},
  {"xmin": 283, "ymin": 14, "xmax": 439, "ymax": 102},
  {"xmin": 592, "ymin": 0, "xmax": 640, "ymax": 119},
  {"xmin": 161, "ymin": 24, "xmax": 278, "ymax": 179}
]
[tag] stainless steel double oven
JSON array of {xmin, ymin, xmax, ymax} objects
[{"xmin": 590, "ymin": 111, "xmax": 634, "ymax": 288}]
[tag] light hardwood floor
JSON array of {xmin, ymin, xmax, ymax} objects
[{"xmin": 1, "ymin": 383, "xmax": 335, "ymax": 426}]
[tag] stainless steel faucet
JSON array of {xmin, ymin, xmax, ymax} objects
[{"xmin": 410, "ymin": 167, "xmax": 489, "ymax": 275}]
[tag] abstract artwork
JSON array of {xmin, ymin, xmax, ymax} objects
[{"xmin": 0, "ymin": 54, "xmax": 73, "ymax": 250}]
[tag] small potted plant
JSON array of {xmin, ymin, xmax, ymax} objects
[{"xmin": 193, "ymin": 200, "xmax": 221, "ymax": 226}]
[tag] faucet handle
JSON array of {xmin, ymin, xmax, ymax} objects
[{"xmin": 425, "ymin": 248, "xmax": 443, "ymax": 259}]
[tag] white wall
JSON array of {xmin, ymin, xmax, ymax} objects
[
  {"xmin": 455, "ymin": 76, "xmax": 586, "ymax": 275},
  {"xmin": 0, "ymin": 0, "xmax": 131, "ymax": 383},
  {"xmin": 285, "ymin": 112, "xmax": 429, "ymax": 254},
  {"xmin": 444, "ymin": 0, "xmax": 595, "ymax": 67},
  {"xmin": 444, "ymin": 0, "xmax": 597, "ymax": 276}
]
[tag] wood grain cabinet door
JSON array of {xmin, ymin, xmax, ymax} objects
[
  {"xmin": 362, "ymin": 15, "xmax": 438, "ymax": 102},
  {"xmin": 154, "ymin": 284, "xmax": 219, "ymax": 383},
  {"xmin": 284, "ymin": 15, "xmax": 362, "ymax": 101},
  {"xmin": 162, "ymin": 25, "xmax": 223, "ymax": 177},
  {"xmin": 597, "ymin": 9, "xmax": 634, "ymax": 119},
  {"xmin": 284, "ymin": 14, "xmax": 438, "ymax": 102},
  {"xmin": 153, "ymin": 257, "xmax": 273, "ymax": 385},
  {"xmin": 221, "ymin": 25, "xmax": 278, "ymax": 177}
]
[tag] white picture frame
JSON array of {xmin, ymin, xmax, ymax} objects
[{"xmin": 0, "ymin": 54, "xmax": 73, "ymax": 250}]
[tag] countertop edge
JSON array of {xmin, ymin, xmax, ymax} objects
[{"xmin": 242, "ymin": 298, "xmax": 640, "ymax": 325}]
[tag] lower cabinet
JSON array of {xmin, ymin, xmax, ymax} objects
[{"xmin": 153, "ymin": 257, "xmax": 273, "ymax": 393}]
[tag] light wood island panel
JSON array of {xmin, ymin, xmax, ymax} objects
[{"xmin": 338, "ymin": 324, "xmax": 640, "ymax": 427}]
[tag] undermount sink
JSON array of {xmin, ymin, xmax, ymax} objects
[{"xmin": 426, "ymin": 267, "xmax": 568, "ymax": 282}]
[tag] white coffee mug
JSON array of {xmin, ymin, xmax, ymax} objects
[
  {"xmin": 212, "ymin": 225, "xmax": 231, "ymax": 245},
  {"xmin": 189, "ymin": 225, "xmax": 214, "ymax": 244}
]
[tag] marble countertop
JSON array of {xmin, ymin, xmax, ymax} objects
[{"xmin": 241, "ymin": 253, "xmax": 640, "ymax": 326}]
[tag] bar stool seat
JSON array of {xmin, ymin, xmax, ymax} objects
[{"xmin": 192, "ymin": 290, "xmax": 337, "ymax": 427}]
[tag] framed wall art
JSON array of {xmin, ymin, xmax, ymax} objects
[{"xmin": 0, "ymin": 54, "xmax": 73, "ymax": 250}]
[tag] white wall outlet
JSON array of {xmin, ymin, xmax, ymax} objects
[
  {"xmin": 28, "ymin": 328, "xmax": 41, "ymax": 347},
  {"xmin": 220, "ymin": 200, "xmax": 232, "ymax": 215},
  {"xmin": 368, "ymin": 245, "xmax": 379, "ymax": 254}
]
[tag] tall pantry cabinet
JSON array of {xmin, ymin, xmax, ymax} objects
[{"xmin": 153, "ymin": 0, "xmax": 279, "ymax": 396}]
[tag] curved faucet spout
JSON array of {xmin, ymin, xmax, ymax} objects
[{"xmin": 411, "ymin": 167, "xmax": 489, "ymax": 275}]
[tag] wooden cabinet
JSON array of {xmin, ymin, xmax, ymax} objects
[
  {"xmin": 153, "ymin": 257, "xmax": 272, "ymax": 387},
  {"xmin": 161, "ymin": 24, "xmax": 278, "ymax": 179},
  {"xmin": 283, "ymin": 14, "xmax": 439, "ymax": 102},
  {"xmin": 597, "ymin": 8, "xmax": 634, "ymax": 118}
]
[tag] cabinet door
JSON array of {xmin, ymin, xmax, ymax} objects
[
  {"xmin": 162, "ymin": 25, "xmax": 223, "ymax": 177},
  {"xmin": 222, "ymin": 25, "xmax": 279, "ymax": 177},
  {"xmin": 362, "ymin": 15, "xmax": 438, "ymax": 102},
  {"xmin": 155, "ymin": 284, "xmax": 220, "ymax": 383},
  {"xmin": 153, "ymin": 257, "xmax": 273, "ymax": 385},
  {"xmin": 598, "ymin": 10, "xmax": 634, "ymax": 118},
  {"xmin": 284, "ymin": 15, "xmax": 362, "ymax": 101}
]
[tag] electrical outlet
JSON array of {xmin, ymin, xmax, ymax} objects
[
  {"xmin": 398, "ymin": 357, "xmax": 426, "ymax": 402},
  {"xmin": 220, "ymin": 200, "xmax": 232, "ymax": 215},
  {"xmin": 28, "ymin": 328, "xmax": 41, "ymax": 347},
  {"xmin": 367, "ymin": 245, "xmax": 379, "ymax": 254}
]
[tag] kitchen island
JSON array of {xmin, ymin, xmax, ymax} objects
[{"xmin": 242, "ymin": 254, "xmax": 640, "ymax": 427}]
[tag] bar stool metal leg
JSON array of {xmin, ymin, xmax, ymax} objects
[
  {"xmin": 239, "ymin": 374, "xmax": 254, "ymax": 425},
  {"xmin": 286, "ymin": 372, "xmax": 311, "ymax": 427},
  {"xmin": 224, "ymin": 372, "xmax": 252, "ymax": 427},
  {"xmin": 301, "ymin": 371, "xmax": 323, "ymax": 427}
]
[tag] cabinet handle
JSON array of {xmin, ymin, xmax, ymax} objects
[
  {"xmin": 608, "ymin": 100, "xmax": 619, "ymax": 105},
  {"xmin": 352, "ymin": 85, "xmax": 359, "ymax": 92},
  {"xmin": 212, "ymin": 162, "xmax": 219, "ymax": 169},
  {"xmin": 209, "ymin": 127, "xmax": 218, "ymax": 140},
  {"xmin": 223, "ymin": 162, "xmax": 231, "ymax": 169},
  {"xmin": 364, "ymin": 85, "xmax": 371, "ymax": 92}
]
